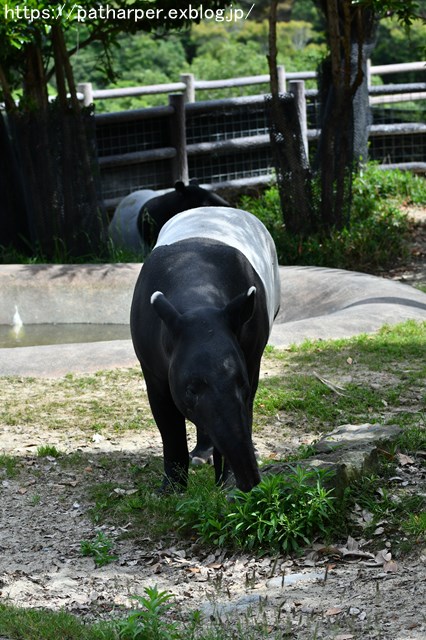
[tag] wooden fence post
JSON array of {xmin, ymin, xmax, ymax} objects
[
  {"xmin": 288, "ymin": 80, "xmax": 308, "ymax": 158},
  {"xmin": 168, "ymin": 93, "xmax": 189, "ymax": 184},
  {"xmin": 277, "ymin": 65, "xmax": 286, "ymax": 93},
  {"xmin": 367, "ymin": 58, "xmax": 372, "ymax": 88},
  {"xmin": 181, "ymin": 73, "xmax": 195, "ymax": 102},
  {"xmin": 77, "ymin": 82, "xmax": 93, "ymax": 107}
]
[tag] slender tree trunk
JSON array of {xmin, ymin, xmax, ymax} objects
[
  {"xmin": 313, "ymin": 0, "xmax": 376, "ymax": 231},
  {"xmin": 267, "ymin": 0, "xmax": 315, "ymax": 236},
  {"xmin": 52, "ymin": 24, "xmax": 107, "ymax": 257}
]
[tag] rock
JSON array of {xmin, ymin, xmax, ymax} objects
[
  {"xmin": 262, "ymin": 423, "xmax": 402, "ymax": 497},
  {"xmin": 313, "ymin": 423, "xmax": 402, "ymax": 453}
]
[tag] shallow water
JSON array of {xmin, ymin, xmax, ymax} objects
[{"xmin": 0, "ymin": 324, "xmax": 131, "ymax": 348}]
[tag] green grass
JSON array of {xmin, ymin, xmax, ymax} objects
[
  {"xmin": 0, "ymin": 604, "xmax": 115, "ymax": 640},
  {"xmin": 0, "ymin": 453, "xmax": 20, "ymax": 478},
  {"xmin": 37, "ymin": 445, "xmax": 61, "ymax": 458},
  {"xmin": 80, "ymin": 531, "xmax": 118, "ymax": 567},
  {"xmin": 0, "ymin": 368, "xmax": 154, "ymax": 436},
  {"xmin": 0, "ymin": 593, "xmax": 287, "ymax": 640}
]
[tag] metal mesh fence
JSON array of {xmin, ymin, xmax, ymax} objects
[
  {"xmin": 96, "ymin": 92, "xmax": 425, "ymax": 202},
  {"xmin": 370, "ymin": 131, "xmax": 426, "ymax": 164},
  {"xmin": 100, "ymin": 160, "xmax": 171, "ymax": 199},
  {"xmin": 189, "ymin": 147, "xmax": 274, "ymax": 183},
  {"xmin": 186, "ymin": 101, "xmax": 269, "ymax": 144},
  {"xmin": 96, "ymin": 115, "xmax": 169, "ymax": 156}
]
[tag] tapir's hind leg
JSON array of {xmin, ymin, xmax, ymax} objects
[{"xmin": 142, "ymin": 371, "xmax": 189, "ymax": 491}]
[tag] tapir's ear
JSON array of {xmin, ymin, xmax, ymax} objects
[
  {"xmin": 174, "ymin": 181, "xmax": 186, "ymax": 194},
  {"xmin": 225, "ymin": 286, "xmax": 256, "ymax": 334},
  {"xmin": 151, "ymin": 291, "xmax": 181, "ymax": 333}
]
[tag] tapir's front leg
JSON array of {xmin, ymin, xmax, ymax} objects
[
  {"xmin": 190, "ymin": 424, "xmax": 214, "ymax": 464},
  {"xmin": 143, "ymin": 372, "xmax": 189, "ymax": 491}
]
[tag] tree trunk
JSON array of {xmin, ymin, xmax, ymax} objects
[
  {"xmin": 313, "ymin": 0, "xmax": 377, "ymax": 231},
  {"xmin": 3, "ymin": 28, "xmax": 106, "ymax": 260},
  {"xmin": 267, "ymin": 0, "xmax": 316, "ymax": 236},
  {"xmin": 0, "ymin": 113, "xmax": 30, "ymax": 253}
]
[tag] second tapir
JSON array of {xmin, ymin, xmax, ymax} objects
[
  {"xmin": 130, "ymin": 206, "xmax": 281, "ymax": 492},
  {"xmin": 109, "ymin": 180, "xmax": 229, "ymax": 255}
]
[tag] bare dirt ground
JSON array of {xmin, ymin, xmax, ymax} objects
[
  {"xmin": 1, "ymin": 380, "xmax": 425, "ymax": 640},
  {"xmin": 0, "ymin": 209, "xmax": 425, "ymax": 639}
]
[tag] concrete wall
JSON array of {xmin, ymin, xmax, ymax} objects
[{"xmin": 0, "ymin": 264, "xmax": 142, "ymax": 325}]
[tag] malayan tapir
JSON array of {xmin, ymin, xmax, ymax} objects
[
  {"xmin": 108, "ymin": 180, "xmax": 229, "ymax": 255},
  {"xmin": 130, "ymin": 206, "xmax": 281, "ymax": 492}
]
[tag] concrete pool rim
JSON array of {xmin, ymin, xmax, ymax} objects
[{"xmin": 1, "ymin": 263, "xmax": 426, "ymax": 377}]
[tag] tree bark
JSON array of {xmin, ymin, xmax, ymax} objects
[
  {"xmin": 267, "ymin": 0, "xmax": 315, "ymax": 236},
  {"xmin": 313, "ymin": 0, "xmax": 377, "ymax": 231}
]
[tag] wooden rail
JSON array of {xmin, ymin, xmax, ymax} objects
[{"xmin": 78, "ymin": 61, "xmax": 426, "ymax": 106}]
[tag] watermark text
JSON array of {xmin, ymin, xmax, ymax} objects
[{"xmin": 3, "ymin": 3, "xmax": 255, "ymax": 24}]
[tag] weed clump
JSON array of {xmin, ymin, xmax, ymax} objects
[{"xmin": 178, "ymin": 467, "xmax": 336, "ymax": 553}]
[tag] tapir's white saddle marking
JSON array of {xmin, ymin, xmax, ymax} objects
[{"xmin": 154, "ymin": 207, "xmax": 281, "ymax": 333}]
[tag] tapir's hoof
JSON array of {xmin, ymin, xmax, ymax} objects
[
  {"xmin": 189, "ymin": 448, "xmax": 213, "ymax": 465},
  {"xmin": 191, "ymin": 454, "xmax": 213, "ymax": 466}
]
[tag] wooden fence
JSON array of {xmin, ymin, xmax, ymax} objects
[
  {"xmin": 82, "ymin": 62, "xmax": 426, "ymax": 209},
  {"xmin": 78, "ymin": 61, "xmax": 426, "ymax": 106}
]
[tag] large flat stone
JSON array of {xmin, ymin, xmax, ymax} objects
[{"xmin": 263, "ymin": 423, "xmax": 403, "ymax": 497}]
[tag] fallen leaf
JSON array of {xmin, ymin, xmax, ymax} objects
[
  {"xmin": 383, "ymin": 560, "xmax": 398, "ymax": 573},
  {"xmin": 346, "ymin": 536, "xmax": 359, "ymax": 551},
  {"xmin": 374, "ymin": 549, "xmax": 392, "ymax": 565},
  {"xmin": 397, "ymin": 453, "xmax": 414, "ymax": 466},
  {"xmin": 325, "ymin": 607, "xmax": 343, "ymax": 616},
  {"xmin": 346, "ymin": 357, "xmax": 353, "ymax": 365},
  {"xmin": 362, "ymin": 509, "xmax": 373, "ymax": 523},
  {"xmin": 342, "ymin": 549, "xmax": 375, "ymax": 560},
  {"xmin": 373, "ymin": 526, "xmax": 385, "ymax": 536}
]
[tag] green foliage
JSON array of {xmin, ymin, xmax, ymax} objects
[
  {"xmin": 403, "ymin": 512, "xmax": 426, "ymax": 539},
  {"xmin": 176, "ymin": 471, "xmax": 230, "ymax": 546},
  {"xmin": 37, "ymin": 444, "xmax": 61, "ymax": 458},
  {"xmin": 73, "ymin": 32, "xmax": 191, "ymax": 110},
  {"xmin": 374, "ymin": 16, "xmax": 426, "ymax": 74},
  {"xmin": 354, "ymin": 0, "xmax": 425, "ymax": 26},
  {"xmin": 241, "ymin": 164, "xmax": 425, "ymax": 272},
  {"xmin": 115, "ymin": 586, "xmax": 200, "ymax": 640},
  {"xmin": 0, "ymin": 453, "xmax": 19, "ymax": 478},
  {"xmin": 71, "ymin": 18, "xmax": 326, "ymax": 108},
  {"xmin": 226, "ymin": 469, "xmax": 336, "ymax": 552},
  {"xmin": 396, "ymin": 423, "xmax": 426, "ymax": 453},
  {"xmin": 80, "ymin": 531, "xmax": 118, "ymax": 567},
  {"xmin": 353, "ymin": 163, "xmax": 426, "ymax": 208},
  {"xmin": 0, "ymin": 602, "xmax": 115, "ymax": 640},
  {"xmin": 178, "ymin": 468, "xmax": 336, "ymax": 553}
]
